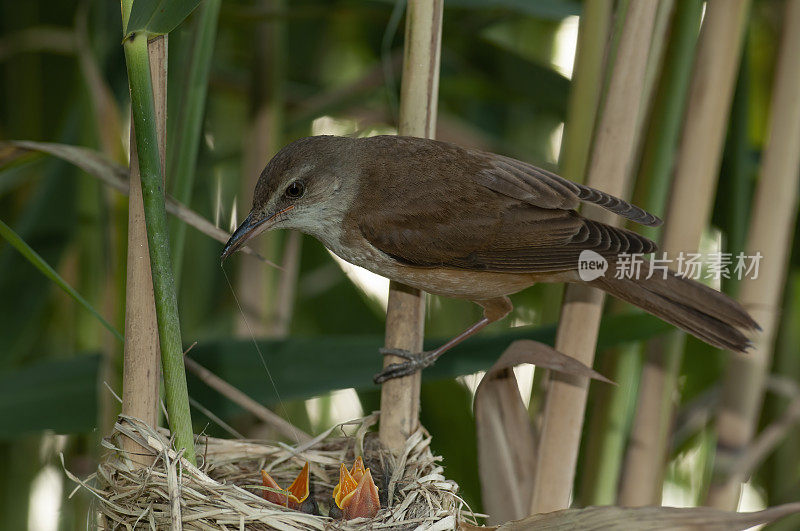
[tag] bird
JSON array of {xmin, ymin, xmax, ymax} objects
[{"xmin": 221, "ymin": 135, "xmax": 758, "ymax": 383}]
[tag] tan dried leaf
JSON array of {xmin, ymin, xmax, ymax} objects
[
  {"xmin": 475, "ymin": 340, "xmax": 612, "ymax": 524},
  {"xmin": 497, "ymin": 502, "xmax": 800, "ymax": 530},
  {"xmin": 0, "ymin": 141, "xmax": 277, "ymax": 267}
]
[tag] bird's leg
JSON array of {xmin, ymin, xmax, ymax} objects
[
  {"xmin": 374, "ymin": 297, "xmax": 512, "ymax": 383},
  {"xmin": 375, "ymin": 318, "xmax": 490, "ymax": 382}
]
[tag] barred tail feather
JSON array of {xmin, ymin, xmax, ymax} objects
[
  {"xmin": 576, "ymin": 185, "xmax": 663, "ymax": 227},
  {"xmin": 590, "ymin": 270, "xmax": 758, "ymax": 352}
]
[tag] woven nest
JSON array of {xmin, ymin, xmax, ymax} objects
[{"xmin": 66, "ymin": 414, "xmax": 476, "ymax": 530}]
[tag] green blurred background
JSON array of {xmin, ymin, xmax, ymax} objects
[{"xmin": 0, "ymin": 0, "xmax": 798, "ymax": 528}]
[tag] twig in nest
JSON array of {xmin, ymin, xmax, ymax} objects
[{"xmin": 184, "ymin": 355, "xmax": 312, "ymax": 443}]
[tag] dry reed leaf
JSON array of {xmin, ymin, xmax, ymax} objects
[
  {"xmin": 487, "ymin": 502, "xmax": 800, "ymax": 530},
  {"xmin": 0, "ymin": 141, "xmax": 277, "ymax": 267},
  {"xmin": 486, "ymin": 340, "xmax": 613, "ymax": 385},
  {"xmin": 475, "ymin": 365, "xmax": 535, "ymax": 525},
  {"xmin": 475, "ymin": 340, "xmax": 612, "ymax": 524}
]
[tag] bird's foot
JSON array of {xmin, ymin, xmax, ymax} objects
[{"xmin": 374, "ymin": 348, "xmax": 436, "ymax": 383}]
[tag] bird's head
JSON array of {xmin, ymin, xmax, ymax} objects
[{"xmin": 221, "ymin": 135, "xmax": 355, "ymax": 261}]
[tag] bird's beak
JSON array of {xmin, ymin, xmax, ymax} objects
[{"xmin": 220, "ymin": 206, "xmax": 293, "ymax": 262}]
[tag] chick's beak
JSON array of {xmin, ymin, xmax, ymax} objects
[
  {"xmin": 344, "ymin": 469, "xmax": 380, "ymax": 520},
  {"xmin": 286, "ymin": 461, "xmax": 311, "ymax": 510},
  {"xmin": 333, "ymin": 457, "xmax": 380, "ymax": 520}
]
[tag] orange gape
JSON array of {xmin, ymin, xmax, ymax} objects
[
  {"xmin": 260, "ymin": 461, "xmax": 310, "ymax": 510},
  {"xmin": 333, "ymin": 456, "xmax": 380, "ymax": 519}
]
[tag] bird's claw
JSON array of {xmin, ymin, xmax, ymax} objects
[
  {"xmin": 374, "ymin": 349, "xmax": 435, "ymax": 383},
  {"xmin": 378, "ymin": 347, "xmax": 417, "ymax": 361}
]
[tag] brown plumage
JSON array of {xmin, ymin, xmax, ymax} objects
[{"xmin": 222, "ymin": 135, "xmax": 758, "ymax": 381}]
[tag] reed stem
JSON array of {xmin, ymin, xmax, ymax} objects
[
  {"xmin": 619, "ymin": 0, "xmax": 751, "ymax": 505},
  {"xmin": 707, "ymin": 0, "xmax": 800, "ymax": 508},
  {"xmin": 378, "ymin": 0, "xmax": 443, "ymax": 453},
  {"xmin": 529, "ymin": 0, "xmax": 659, "ymax": 513},
  {"xmin": 121, "ymin": 0, "xmax": 195, "ymax": 464}
]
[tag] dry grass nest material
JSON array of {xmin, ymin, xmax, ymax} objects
[{"xmin": 66, "ymin": 413, "xmax": 476, "ymax": 530}]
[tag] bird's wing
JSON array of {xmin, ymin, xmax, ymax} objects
[
  {"xmin": 355, "ymin": 136, "xmax": 656, "ymax": 273},
  {"xmin": 358, "ymin": 191, "xmax": 656, "ymax": 274},
  {"xmin": 473, "ymin": 152, "xmax": 662, "ymax": 227},
  {"xmin": 367, "ymin": 136, "xmax": 661, "ymax": 226}
]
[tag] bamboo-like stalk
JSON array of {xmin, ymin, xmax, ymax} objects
[
  {"xmin": 121, "ymin": 1, "xmax": 195, "ymax": 465},
  {"xmin": 236, "ymin": 0, "xmax": 286, "ymax": 338},
  {"xmin": 716, "ymin": 54, "xmax": 751, "ymax": 270},
  {"xmin": 633, "ymin": 0, "xmax": 705, "ymax": 242},
  {"xmin": 579, "ymin": 342, "xmax": 642, "ymax": 505},
  {"xmin": 770, "ymin": 271, "xmax": 800, "ymax": 510},
  {"xmin": 618, "ymin": 0, "xmax": 751, "ymax": 506},
  {"xmin": 557, "ymin": 0, "xmax": 613, "ymax": 184},
  {"xmin": 706, "ymin": 0, "xmax": 800, "ymax": 508},
  {"xmin": 528, "ymin": 1, "xmax": 659, "ymax": 514},
  {"xmin": 378, "ymin": 0, "xmax": 443, "ymax": 453},
  {"xmin": 120, "ymin": 33, "xmax": 167, "ymax": 465},
  {"xmin": 528, "ymin": 0, "xmax": 613, "ymax": 427},
  {"xmin": 637, "ymin": 1, "xmax": 676, "ymax": 129},
  {"xmin": 169, "ymin": 0, "xmax": 221, "ymax": 284},
  {"xmin": 548, "ymin": 1, "xmax": 614, "ymax": 499},
  {"xmin": 573, "ymin": 0, "xmax": 674, "ymax": 500},
  {"xmin": 579, "ymin": 0, "xmax": 704, "ymax": 505},
  {"xmin": 545, "ymin": 0, "xmax": 613, "ymax": 499}
]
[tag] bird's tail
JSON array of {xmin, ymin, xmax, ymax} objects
[{"xmin": 590, "ymin": 269, "xmax": 759, "ymax": 352}]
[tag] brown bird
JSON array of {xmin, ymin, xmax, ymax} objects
[{"xmin": 222, "ymin": 135, "xmax": 758, "ymax": 383}]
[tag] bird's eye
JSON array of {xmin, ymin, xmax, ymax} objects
[{"xmin": 284, "ymin": 181, "xmax": 305, "ymax": 199}]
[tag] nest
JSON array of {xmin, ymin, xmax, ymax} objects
[{"xmin": 66, "ymin": 414, "xmax": 475, "ymax": 530}]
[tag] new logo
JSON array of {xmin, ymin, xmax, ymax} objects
[{"xmin": 578, "ymin": 250, "xmax": 608, "ymax": 281}]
